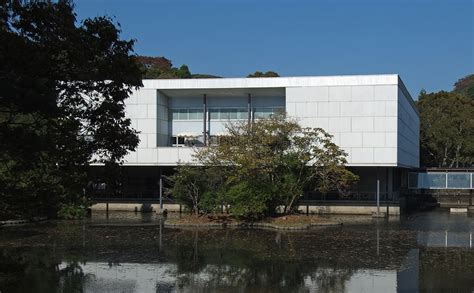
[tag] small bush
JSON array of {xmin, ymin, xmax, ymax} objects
[{"xmin": 57, "ymin": 204, "xmax": 87, "ymax": 220}]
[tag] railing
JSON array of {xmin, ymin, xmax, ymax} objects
[{"xmin": 408, "ymin": 171, "xmax": 474, "ymax": 190}]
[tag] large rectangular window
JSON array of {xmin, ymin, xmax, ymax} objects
[
  {"xmin": 210, "ymin": 109, "xmax": 220, "ymax": 120},
  {"xmin": 447, "ymin": 173, "xmax": 471, "ymax": 189},
  {"xmin": 170, "ymin": 107, "xmax": 284, "ymax": 121},
  {"xmin": 237, "ymin": 109, "xmax": 248, "ymax": 119},
  {"xmin": 254, "ymin": 108, "xmax": 273, "ymax": 119},
  {"xmin": 188, "ymin": 109, "xmax": 203, "ymax": 120},
  {"xmin": 170, "ymin": 108, "xmax": 203, "ymax": 120}
]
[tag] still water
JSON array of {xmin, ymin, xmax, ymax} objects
[{"xmin": 0, "ymin": 211, "xmax": 473, "ymax": 292}]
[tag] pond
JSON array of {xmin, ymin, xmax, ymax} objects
[{"xmin": 0, "ymin": 211, "xmax": 473, "ymax": 292}]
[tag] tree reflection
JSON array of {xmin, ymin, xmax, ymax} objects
[
  {"xmin": 0, "ymin": 247, "xmax": 88, "ymax": 293},
  {"xmin": 170, "ymin": 230, "xmax": 355, "ymax": 292}
]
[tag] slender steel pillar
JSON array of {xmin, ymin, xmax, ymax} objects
[
  {"xmin": 159, "ymin": 167, "xmax": 163, "ymax": 210},
  {"xmin": 203, "ymin": 94, "xmax": 207, "ymax": 145},
  {"xmin": 376, "ymin": 178, "xmax": 380, "ymax": 216}
]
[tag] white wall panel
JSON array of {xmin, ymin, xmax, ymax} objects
[
  {"xmin": 329, "ymin": 86, "xmax": 351, "ymax": 101},
  {"xmin": 351, "ymin": 117, "xmax": 374, "ymax": 132},
  {"xmin": 328, "ymin": 117, "xmax": 351, "ymax": 132},
  {"xmin": 374, "ymin": 117, "xmax": 397, "ymax": 132},
  {"xmin": 120, "ymin": 75, "xmax": 419, "ymax": 167},
  {"xmin": 363, "ymin": 133, "xmax": 386, "ymax": 147},
  {"xmin": 351, "ymin": 148, "xmax": 374, "ymax": 163},
  {"xmin": 374, "ymin": 85, "xmax": 397, "ymax": 101},
  {"xmin": 351, "ymin": 85, "xmax": 374, "ymax": 101},
  {"xmin": 340, "ymin": 133, "xmax": 363, "ymax": 147}
]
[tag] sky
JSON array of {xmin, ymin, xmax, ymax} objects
[{"xmin": 74, "ymin": 0, "xmax": 473, "ymax": 98}]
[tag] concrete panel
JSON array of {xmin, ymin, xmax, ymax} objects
[
  {"xmin": 286, "ymin": 86, "xmax": 329, "ymax": 102},
  {"xmin": 385, "ymin": 133, "xmax": 397, "ymax": 147},
  {"xmin": 123, "ymin": 151, "xmax": 137, "ymax": 164},
  {"xmin": 329, "ymin": 86, "xmax": 351, "ymax": 101},
  {"xmin": 138, "ymin": 133, "xmax": 148, "ymax": 149},
  {"xmin": 306, "ymin": 102, "xmax": 318, "ymax": 116},
  {"xmin": 318, "ymin": 102, "xmax": 340, "ymax": 117},
  {"xmin": 328, "ymin": 117, "xmax": 351, "ymax": 132},
  {"xmin": 306, "ymin": 117, "xmax": 329, "ymax": 130},
  {"xmin": 351, "ymin": 148, "xmax": 374, "ymax": 163},
  {"xmin": 340, "ymin": 133, "xmax": 363, "ymax": 147},
  {"xmin": 385, "ymin": 101, "xmax": 397, "ymax": 116},
  {"xmin": 363, "ymin": 133, "xmax": 386, "ymax": 147},
  {"xmin": 340, "ymin": 102, "xmax": 375, "ymax": 117},
  {"xmin": 156, "ymin": 147, "xmax": 196, "ymax": 165},
  {"xmin": 147, "ymin": 134, "xmax": 157, "ymax": 148},
  {"xmin": 137, "ymin": 148, "xmax": 157, "ymax": 163},
  {"xmin": 295, "ymin": 102, "xmax": 308, "ymax": 117},
  {"xmin": 374, "ymin": 117, "xmax": 397, "ymax": 132},
  {"xmin": 351, "ymin": 85, "xmax": 374, "ymax": 101},
  {"xmin": 136, "ymin": 89, "xmax": 157, "ymax": 105},
  {"xmin": 374, "ymin": 85, "xmax": 397, "ymax": 101},
  {"xmin": 136, "ymin": 119, "xmax": 157, "ymax": 134},
  {"xmin": 147, "ymin": 104, "xmax": 157, "ymax": 119},
  {"xmin": 126, "ymin": 104, "xmax": 147, "ymax": 119},
  {"xmin": 374, "ymin": 148, "xmax": 397, "ymax": 163},
  {"xmin": 351, "ymin": 117, "xmax": 374, "ymax": 132},
  {"xmin": 286, "ymin": 102, "xmax": 297, "ymax": 116}
]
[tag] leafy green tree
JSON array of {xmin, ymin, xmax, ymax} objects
[
  {"xmin": 195, "ymin": 114, "xmax": 358, "ymax": 218},
  {"xmin": 453, "ymin": 74, "xmax": 474, "ymax": 99},
  {"xmin": 175, "ymin": 64, "xmax": 192, "ymax": 78},
  {"xmin": 0, "ymin": 0, "xmax": 142, "ymax": 218},
  {"xmin": 247, "ymin": 71, "xmax": 280, "ymax": 77},
  {"xmin": 417, "ymin": 90, "xmax": 474, "ymax": 167},
  {"xmin": 167, "ymin": 165, "xmax": 227, "ymax": 215}
]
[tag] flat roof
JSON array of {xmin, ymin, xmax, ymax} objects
[
  {"xmin": 142, "ymin": 74, "xmax": 400, "ymax": 90},
  {"xmin": 141, "ymin": 74, "xmax": 418, "ymax": 116}
]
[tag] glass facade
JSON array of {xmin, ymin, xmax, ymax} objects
[
  {"xmin": 409, "ymin": 172, "xmax": 473, "ymax": 189},
  {"xmin": 171, "ymin": 107, "xmax": 285, "ymax": 121}
]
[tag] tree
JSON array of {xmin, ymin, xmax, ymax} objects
[
  {"xmin": 194, "ymin": 114, "xmax": 358, "ymax": 219},
  {"xmin": 453, "ymin": 74, "xmax": 474, "ymax": 99},
  {"xmin": 167, "ymin": 165, "xmax": 227, "ymax": 215},
  {"xmin": 137, "ymin": 55, "xmax": 220, "ymax": 79},
  {"xmin": 0, "ymin": 0, "xmax": 142, "ymax": 218},
  {"xmin": 175, "ymin": 64, "xmax": 191, "ymax": 79},
  {"xmin": 247, "ymin": 71, "xmax": 280, "ymax": 78},
  {"xmin": 417, "ymin": 90, "xmax": 474, "ymax": 168}
]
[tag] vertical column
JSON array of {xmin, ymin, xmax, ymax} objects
[
  {"xmin": 203, "ymin": 94, "xmax": 207, "ymax": 146},
  {"xmin": 247, "ymin": 93, "xmax": 252, "ymax": 123},
  {"xmin": 159, "ymin": 167, "xmax": 163, "ymax": 210},
  {"xmin": 388, "ymin": 168, "xmax": 393, "ymax": 200}
]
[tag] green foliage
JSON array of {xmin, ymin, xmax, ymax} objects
[
  {"xmin": 137, "ymin": 56, "xmax": 219, "ymax": 79},
  {"xmin": 191, "ymin": 114, "xmax": 358, "ymax": 219},
  {"xmin": 453, "ymin": 74, "xmax": 474, "ymax": 99},
  {"xmin": 175, "ymin": 65, "xmax": 192, "ymax": 78},
  {"xmin": 57, "ymin": 204, "xmax": 87, "ymax": 220},
  {"xmin": 191, "ymin": 74, "xmax": 222, "ymax": 79},
  {"xmin": 0, "ymin": 0, "xmax": 142, "ymax": 218},
  {"xmin": 417, "ymin": 90, "xmax": 474, "ymax": 167},
  {"xmin": 247, "ymin": 71, "xmax": 280, "ymax": 77},
  {"xmin": 226, "ymin": 181, "xmax": 276, "ymax": 220}
]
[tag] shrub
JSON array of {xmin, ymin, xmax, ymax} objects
[{"xmin": 57, "ymin": 204, "xmax": 87, "ymax": 220}]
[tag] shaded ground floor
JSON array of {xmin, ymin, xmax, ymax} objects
[{"xmin": 86, "ymin": 165, "xmax": 410, "ymax": 215}]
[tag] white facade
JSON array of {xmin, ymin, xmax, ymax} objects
[{"xmin": 122, "ymin": 74, "xmax": 419, "ymax": 168}]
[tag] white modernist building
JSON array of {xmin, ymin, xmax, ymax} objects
[{"xmin": 91, "ymin": 74, "xmax": 419, "ymax": 203}]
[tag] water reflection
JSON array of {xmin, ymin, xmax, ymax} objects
[{"xmin": 0, "ymin": 211, "xmax": 472, "ymax": 292}]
